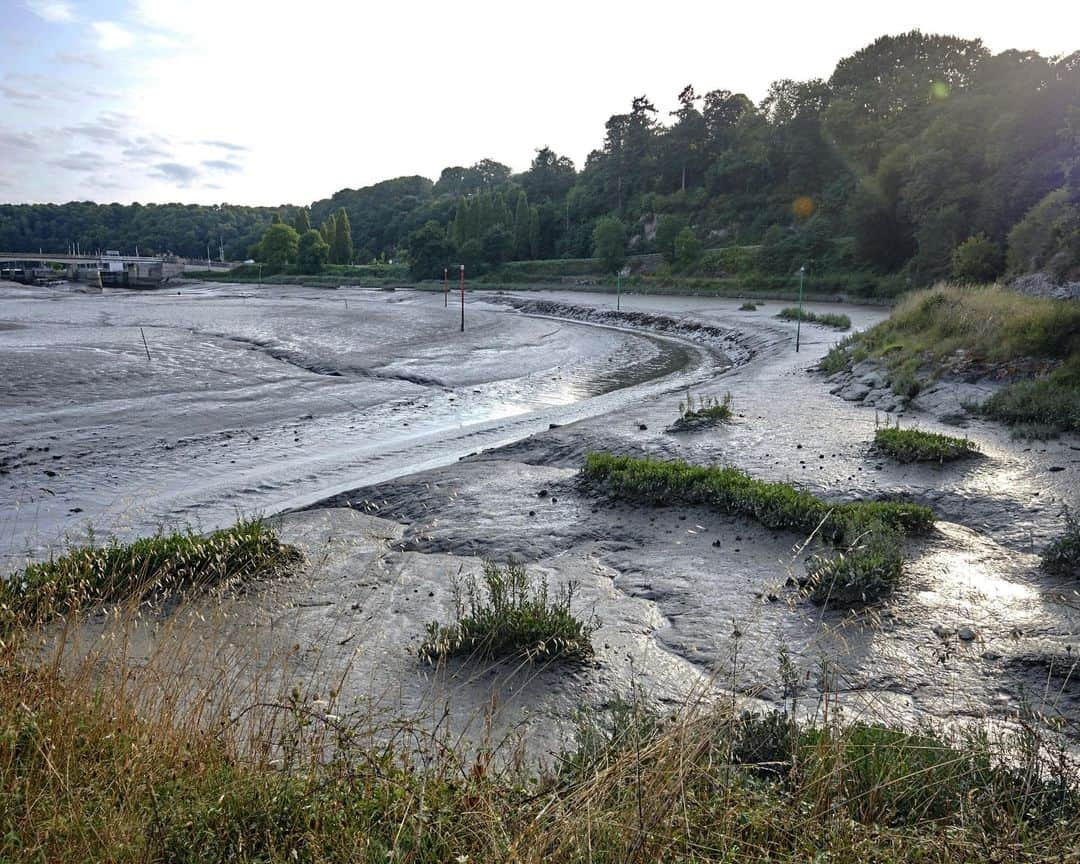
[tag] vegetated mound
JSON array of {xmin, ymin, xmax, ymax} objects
[
  {"xmin": 820, "ymin": 284, "xmax": 1080, "ymax": 435},
  {"xmin": 1042, "ymin": 509, "xmax": 1080, "ymax": 579},
  {"xmin": 873, "ymin": 426, "xmax": 979, "ymax": 463},
  {"xmin": 1, "ymin": 520, "xmax": 301, "ymax": 627},
  {"xmin": 581, "ymin": 452, "xmax": 933, "ymax": 607},
  {"xmin": 669, "ymin": 391, "xmax": 734, "ymax": 432},
  {"xmin": 776, "ymin": 308, "xmax": 851, "ymax": 329}
]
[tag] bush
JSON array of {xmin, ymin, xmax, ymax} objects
[
  {"xmin": 1, "ymin": 520, "xmax": 301, "ymax": 626},
  {"xmin": 419, "ymin": 559, "xmax": 598, "ymax": 663},
  {"xmin": 951, "ymin": 233, "xmax": 1004, "ymax": 283},
  {"xmin": 873, "ymin": 426, "xmax": 979, "ymax": 463},
  {"xmin": 979, "ymin": 358, "xmax": 1080, "ymax": 434},
  {"xmin": 739, "ymin": 301, "xmax": 758, "ymax": 311},
  {"xmin": 1042, "ymin": 509, "xmax": 1080, "ymax": 578}
]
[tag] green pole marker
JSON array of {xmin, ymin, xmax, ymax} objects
[{"xmin": 796, "ymin": 265, "xmax": 805, "ymax": 353}]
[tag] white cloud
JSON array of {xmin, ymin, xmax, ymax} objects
[
  {"xmin": 24, "ymin": 0, "xmax": 76, "ymax": 23},
  {"xmin": 92, "ymin": 21, "xmax": 135, "ymax": 52}
]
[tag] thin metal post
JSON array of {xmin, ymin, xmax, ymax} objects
[
  {"xmin": 617, "ymin": 272, "xmax": 621, "ymax": 311},
  {"xmin": 444, "ymin": 267, "xmax": 448, "ymax": 308},
  {"xmin": 796, "ymin": 265, "xmax": 805, "ymax": 353},
  {"xmin": 459, "ymin": 264, "xmax": 465, "ymax": 332}
]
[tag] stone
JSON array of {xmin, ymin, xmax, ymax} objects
[{"xmin": 958, "ymin": 626, "xmax": 977, "ymax": 642}]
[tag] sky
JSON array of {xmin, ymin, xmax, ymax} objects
[{"xmin": 1, "ymin": 0, "xmax": 1077, "ymax": 207}]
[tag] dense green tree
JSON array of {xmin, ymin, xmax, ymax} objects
[
  {"xmin": 332, "ymin": 208, "xmax": 354, "ymax": 264},
  {"xmin": 655, "ymin": 215, "xmax": 689, "ymax": 264},
  {"xmin": 292, "ymin": 209, "xmax": 311, "ymax": 235},
  {"xmin": 296, "ymin": 229, "xmax": 329, "ymax": 274},
  {"xmin": 320, "ymin": 213, "xmax": 337, "ymax": 248},
  {"xmin": 482, "ymin": 227, "xmax": 513, "ymax": 267},
  {"xmin": 406, "ymin": 220, "xmax": 450, "ymax": 280},
  {"xmin": 674, "ymin": 226, "xmax": 702, "ymax": 270},
  {"xmin": 259, "ymin": 222, "xmax": 299, "ymax": 270},
  {"xmin": 513, "ymin": 192, "xmax": 531, "ymax": 260},
  {"xmin": 592, "ymin": 217, "xmax": 627, "ymax": 274},
  {"xmin": 951, "ymin": 233, "xmax": 1004, "ymax": 282}
]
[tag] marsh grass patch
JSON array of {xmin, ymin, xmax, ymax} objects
[
  {"xmin": 419, "ymin": 559, "xmax": 598, "ymax": 664},
  {"xmin": 873, "ymin": 425, "xmax": 979, "ymax": 463},
  {"xmin": 777, "ymin": 308, "xmax": 852, "ymax": 329},
  {"xmin": 1, "ymin": 519, "xmax": 301, "ymax": 627}
]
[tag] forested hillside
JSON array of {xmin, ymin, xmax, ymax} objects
[{"xmin": 2, "ymin": 31, "xmax": 1077, "ymax": 287}]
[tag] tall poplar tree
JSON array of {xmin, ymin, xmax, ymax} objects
[{"xmin": 332, "ymin": 207, "xmax": 354, "ymax": 265}]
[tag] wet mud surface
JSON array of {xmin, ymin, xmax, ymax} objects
[{"xmin": 13, "ymin": 285, "xmax": 1079, "ymax": 758}]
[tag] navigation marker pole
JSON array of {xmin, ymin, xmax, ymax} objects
[
  {"xmin": 460, "ymin": 264, "xmax": 465, "ymax": 332},
  {"xmin": 444, "ymin": 267, "xmax": 448, "ymax": 308},
  {"xmin": 795, "ymin": 264, "xmax": 806, "ymax": 353},
  {"xmin": 617, "ymin": 271, "xmax": 621, "ymax": 311}
]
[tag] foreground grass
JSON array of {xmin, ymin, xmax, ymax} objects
[
  {"xmin": 582, "ymin": 453, "xmax": 933, "ymax": 605},
  {"xmin": 419, "ymin": 559, "xmax": 597, "ymax": 663},
  {"xmin": 821, "ymin": 284, "xmax": 1080, "ymax": 433},
  {"xmin": 874, "ymin": 426, "xmax": 979, "ymax": 463},
  {"xmin": 2, "ymin": 658, "xmax": 1077, "ymax": 864},
  {"xmin": 1, "ymin": 520, "xmax": 301, "ymax": 627},
  {"xmin": 777, "ymin": 307, "xmax": 852, "ymax": 329}
]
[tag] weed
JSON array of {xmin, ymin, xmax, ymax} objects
[
  {"xmin": 419, "ymin": 559, "xmax": 598, "ymax": 663},
  {"xmin": 739, "ymin": 301, "xmax": 758, "ymax": 311}
]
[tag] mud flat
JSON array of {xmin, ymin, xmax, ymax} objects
[
  {"xmin": 0, "ymin": 282, "xmax": 724, "ymax": 567},
  {"xmin": 25, "ymin": 288, "xmax": 1080, "ymax": 759}
]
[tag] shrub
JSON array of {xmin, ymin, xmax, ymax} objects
[
  {"xmin": 951, "ymin": 233, "xmax": 1004, "ymax": 283},
  {"xmin": 1042, "ymin": 509, "xmax": 1080, "ymax": 579},
  {"xmin": 805, "ymin": 518, "xmax": 903, "ymax": 606},
  {"xmin": 1, "ymin": 520, "xmax": 301, "ymax": 626},
  {"xmin": 979, "ymin": 359, "xmax": 1080, "ymax": 434},
  {"xmin": 739, "ymin": 301, "xmax": 758, "ymax": 311},
  {"xmin": 419, "ymin": 559, "xmax": 598, "ymax": 663},
  {"xmin": 873, "ymin": 426, "xmax": 979, "ymax": 463}
]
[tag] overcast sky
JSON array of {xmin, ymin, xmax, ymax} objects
[{"xmin": 1, "ymin": 0, "xmax": 1076, "ymax": 207}]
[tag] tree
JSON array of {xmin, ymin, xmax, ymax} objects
[
  {"xmin": 951, "ymin": 233, "xmax": 1004, "ymax": 283},
  {"xmin": 674, "ymin": 226, "xmax": 702, "ymax": 271},
  {"xmin": 296, "ymin": 229, "xmax": 329, "ymax": 274},
  {"xmin": 292, "ymin": 208, "xmax": 311, "ymax": 235},
  {"xmin": 331, "ymin": 208, "xmax": 353, "ymax": 265},
  {"xmin": 655, "ymin": 215, "xmax": 688, "ymax": 264},
  {"xmin": 592, "ymin": 216, "xmax": 627, "ymax": 274},
  {"xmin": 513, "ymin": 191, "xmax": 531, "ymax": 260},
  {"xmin": 406, "ymin": 220, "xmax": 450, "ymax": 280},
  {"xmin": 481, "ymin": 227, "xmax": 512, "ymax": 268},
  {"xmin": 258, "ymin": 222, "xmax": 299, "ymax": 270},
  {"xmin": 320, "ymin": 213, "xmax": 337, "ymax": 248}
]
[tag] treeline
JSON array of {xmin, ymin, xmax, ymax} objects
[{"xmin": 2, "ymin": 31, "xmax": 1077, "ymax": 288}]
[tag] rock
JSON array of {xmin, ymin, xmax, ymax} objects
[
  {"xmin": 958, "ymin": 626, "xmax": 976, "ymax": 642},
  {"xmin": 637, "ymin": 423, "xmax": 648, "ymax": 431},
  {"xmin": 932, "ymin": 624, "xmax": 953, "ymax": 639},
  {"xmin": 840, "ymin": 383, "xmax": 871, "ymax": 401},
  {"xmin": 537, "ymin": 489, "xmax": 549, "ymax": 498}
]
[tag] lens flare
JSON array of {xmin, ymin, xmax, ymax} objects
[
  {"xmin": 931, "ymin": 81, "xmax": 950, "ymax": 101},
  {"xmin": 792, "ymin": 196, "xmax": 815, "ymax": 219}
]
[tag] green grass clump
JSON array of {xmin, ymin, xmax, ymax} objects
[
  {"xmin": 1, "ymin": 520, "xmax": 301, "ymax": 626},
  {"xmin": 873, "ymin": 426, "xmax": 979, "ymax": 463},
  {"xmin": 978, "ymin": 356, "xmax": 1080, "ymax": 433},
  {"xmin": 777, "ymin": 308, "xmax": 852, "ymax": 329},
  {"xmin": 739, "ymin": 301, "xmax": 758, "ymax": 311},
  {"xmin": 820, "ymin": 284, "xmax": 1080, "ymax": 434},
  {"xmin": 419, "ymin": 559, "xmax": 598, "ymax": 663},
  {"xmin": 582, "ymin": 453, "xmax": 933, "ymax": 605},
  {"xmin": 672, "ymin": 391, "xmax": 734, "ymax": 429},
  {"xmin": 1042, "ymin": 509, "xmax": 1080, "ymax": 579}
]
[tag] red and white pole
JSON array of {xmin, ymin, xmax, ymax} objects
[{"xmin": 459, "ymin": 264, "xmax": 465, "ymax": 332}]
